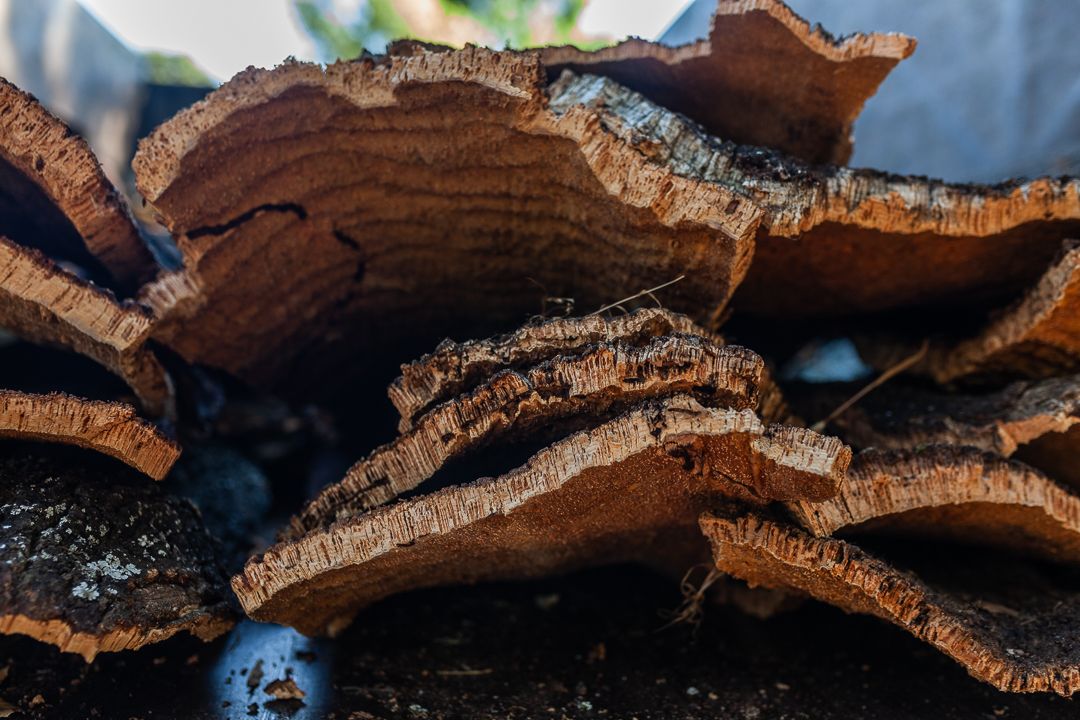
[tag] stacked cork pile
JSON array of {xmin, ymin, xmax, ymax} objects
[{"xmin": 1, "ymin": 0, "xmax": 1078, "ymax": 699}]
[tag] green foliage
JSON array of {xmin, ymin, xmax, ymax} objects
[
  {"xmin": 144, "ymin": 52, "xmax": 214, "ymax": 87},
  {"xmin": 296, "ymin": 0, "xmax": 410, "ymax": 62},
  {"xmin": 294, "ymin": 0, "xmax": 591, "ymax": 62}
]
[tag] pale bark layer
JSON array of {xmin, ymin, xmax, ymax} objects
[
  {"xmin": 235, "ymin": 396, "xmax": 850, "ymax": 636},
  {"xmin": 289, "ymin": 338, "xmax": 764, "ymax": 537},
  {"xmin": 788, "ymin": 447, "xmax": 1080, "ymax": 564},
  {"xmin": 540, "ymin": 0, "xmax": 915, "ymax": 165},
  {"xmin": 0, "ymin": 390, "xmax": 179, "ymax": 479},
  {"xmin": 702, "ymin": 513, "xmax": 1080, "ymax": 696},
  {"xmin": 0, "ymin": 237, "xmax": 172, "ymax": 415},
  {"xmin": 132, "ymin": 49, "xmax": 761, "ymax": 402},
  {"xmin": 0, "ymin": 78, "xmax": 155, "ymax": 289}
]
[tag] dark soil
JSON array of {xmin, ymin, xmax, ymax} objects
[{"xmin": 0, "ymin": 564, "xmax": 1073, "ymax": 719}]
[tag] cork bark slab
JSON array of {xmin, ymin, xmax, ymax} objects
[
  {"xmin": 234, "ymin": 396, "xmax": 850, "ymax": 636},
  {"xmin": 0, "ymin": 446, "xmax": 234, "ymax": 661},
  {"xmin": 0, "ymin": 78, "xmax": 155, "ymax": 290},
  {"xmin": 390, "ymin": 308, "xmax": 711, "ymax": 430},
  {"xmin": 390, "ymin": 308, "xmax": 798, "ymax": 430},
  {"xmin": 132, "ymin": 48, "xmax": 761, "ymax": 402},
  {"xmin": 559, "ymin": 72, "xmax": 1080, "ymax": 320},
  {"xmin": 288, "ymin": 338, "xmax": 765, "ymax": 538},
  {"xmin": 0, "ymin": 391, "xmax": 179, "ymax": 479},
  {"xmin": 0, "ymin": 237, "xmax": 171, "ymax": 416},
  {"xmin": 788, "ymin": 447, "xmax": 1080, "ymax": 564},
  {"xmin": 819, "ymin": 376, "xmax": 1080, "ymax": 489},
  {"xmin": 865, "ymin": 244, "xmax": 1080, "ymax": 384},
  {"xmin": 539, "ymin": 0, "xmax": 915, "ymax": 165},
  {"xmin": 701, "ymin": 514, "xmax": 1080, "ymax": 696}
]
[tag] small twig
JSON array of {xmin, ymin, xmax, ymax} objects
[
  {"xmin": 435, "ymin": 667, "xmax": 493, "ymax": 677},
  {"xmin": 810, "ymin": 339, "xmax": 930, "ymax": 433},
  {"xmin": 590, "ymin": 275, "xmax": 685, "ymax": 316},
  {"xmin": 658, "ymin": 564, "xmax": 722, "ymax": 633}
]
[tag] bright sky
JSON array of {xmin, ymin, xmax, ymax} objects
[{"xmin": 75, "ymin": 0, "xmax": 692, "ymax": 82}]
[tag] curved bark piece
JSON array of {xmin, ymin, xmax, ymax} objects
[
  {"xmin": 788, "ymin": 447, "xmax": 1080, "ymax": 564},
  {"xmin": 826, "ymin": 376, "xmax": 1080, "ymax": 464},
  {"xmin": 865, "ymin": 244, "xmax": 1080, "ymax": 383},
  {"xmin": 0, "ymin": 78, "xmax": 155, "ymax": 290},
  {"xmin": 288, "ymin": 338, "xmax": 765, "ymax": 538},
  {"xmin": 0, "ymin": 237, "xmax": 171, "ymax": 415},
  {"xmin": 701, "ymin": 513, "xmax": 1080, "ymax": 696},
  {"xmin": 540, "ymin": 0, "xmax": 914, "ymax": 165},
  {"xmin": 558, "ymin": 72, "xmax": 1080, "ymax": 320},
  {"xmin": 392, "ymin": 307, "xmax": 798, "ymax": 431},
  {"xmin": 131, "ymin": 48, "xmax": 761, "ymax": 400},
  {"xmin": 235, "ymin": 396, "xmax": 850, "ymax": 635},
  {"xmin": 0, "ymin": 446, "xmax": 234, "ymax": 661},
  {"xmin": 390, "ymin": 308, "xmax": 709, "ymax": 430},
  {"xmin": 0, "ymin": 390, "xmax": 179, "ymax": 479}
]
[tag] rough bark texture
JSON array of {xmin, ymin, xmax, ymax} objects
[
  {"xmin": 557, "ymin": 72, "xmax": 1080, "ymax": 320},
  {"xmin": 390, "ymin": 308, "xmax": 710, "ymax": 430},
  {"xmin": 0, "ymin": 237, "xmax": 171, "ymax": 415},
  {"xmin": 540, "ymin": 0, "xmax": 915, "ymax": 165},
  {"xmin": 865, "ymin": 243, "xmax": 1080, "ymax": 383},
  {"xmin": 701, "ymin": 513, "xmax": 1080, "ymax": 696},
  {"xmin": 823, "ymin": 376, "xmax": 1080, "ymax": 473},
  {"xmin": 288, "ymin": 338, "xmax": 764, "ymax": 538},
  {"xmin": 0, "ymin": 391, "xmax": 178, "ymax": 479},
  {"xmin": 787, "ymin": 447, "xmax": 1080, "ymax": 564},
  {"xmin": 235, "ymin": 396, "xmax": 849, "ymax": 635},
  {"xmin": 0, "ymin": 78, "xmax": 155, "ymax": 290},
  {"xmin": 390, "ymin": 307, "xmax": 798, "ymax": 431},
  {"xmin": 0, "ymin": 446, "xmax": 234, "ymax": 661},
  {"xmin": 131, "ymin": 48, "xmax": 761, "ymax": 403}
]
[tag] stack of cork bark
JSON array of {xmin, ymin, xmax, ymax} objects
[{"xmin": 1, "ymin": 0, "xmax": 1078, "ymax": 699}]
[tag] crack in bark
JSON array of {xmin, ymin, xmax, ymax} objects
[{"xmin": 186, "ymin": 203, "xmax": 307, "ymax": 240}]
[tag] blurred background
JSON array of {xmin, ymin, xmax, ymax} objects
[{"xmin": 1, "ymin": 0, "xmax": 1078, "ymax": 202}]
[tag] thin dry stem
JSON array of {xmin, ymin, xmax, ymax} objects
[
  {"xmin": 591, "ymin": 275, "xmax": 686, "ymax": 316},
  {"xmin": 811, "ymin": 339, "xmax": 929, "ymax": 433}
]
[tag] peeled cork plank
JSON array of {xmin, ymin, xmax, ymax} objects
[
  {"xmin": 540, "ymin": 0, "xmax": 915, "ymax": 165},
  {"xmin": 234, "ymin": 396, "xmax": 850, "ymax": 636},
  {"xmin": 131, "ymin": 48, "xmax": 761, "ymax": 401},
  {"xmin": 0, "ymin": 237, "xmax": 171, "ymax": 415},
  {"xmin": 558, "ymin": 72, "xmax": 1080, "ymax": 320},
  {"xmin": 820, "ymin": 376, "xmax": 1080, "ymax": 489},
  {"xmin": 0, "ymin": 446, "xmax": 234, "ymax": 661},
  {"xmin": 864, "ymin": 244, "xmax": 1080, "ymax": 384},
  {"xmin": 787, "ymin": 447, "xmax": 1080, "ymax": 565},
  {"xmin": 287, "ymin": 337, "xmax": 764, "ymax": 538},
  {"xmin": 701, "ymin": 513, "xmax": 1080, "ymax": 696},
  {"xmin": 0, "ymin": 390, "xmax": 179, "ymax": 479},
  {"xmin": 390, "ymin": 308, "xmax": 799, "ymax": 431},
  {"xmin": 0, "ymin": 78, "xmax": 156, "ymax": 290},
  {"xmin": 390, "ymin": 308, "xmax": 710, "ymax": 430}
]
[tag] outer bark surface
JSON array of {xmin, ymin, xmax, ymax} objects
[
  {"xmin": 788, "ymin": 447, "xmax": 1080, "ymax": 564},
  {"xmin": 0, "ymin": 391, "xmax": 178, "ymax": 479},
  {"xmin": 817, "ymin": 377, "xmax": 1080, "ymax": 491},
  {"xmin": 0, "ymin": 238, "xmax": 171, "ymax": 415},
  {"xmin": 132, "ymin": 49, "xmax": 760, "ymax": 401},
  {"xmin": 390, "ymin": 309, "xmax": 709, "ymax": 430},
  {"xmin": 235, "ymin": 396, "xmax": 849, "ymax": 635},
  {"xmin": 558, "ymin": 72, "xmax": 1080, "ymax": 320},
  {"xmin": 701, "ymin": 513, "xmax": 1080, "ymax": 696},
  {"xmin": 289, "ymin": 338, "xmax": 764, "ymax": 537},
  {"xmin": 390, "ymin": 308, "xmax": 798, "ymax": 430},
  {"xmin": 0, "ymin": 447, "xmax": 233, "ymax": 661},
  {"xmin": 541, "ymin": 0, "xmax": 915, "ymax": 165},
  {"xmin": 0, "ymin": 79, "xmax": 155, "ymax": 290}
]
